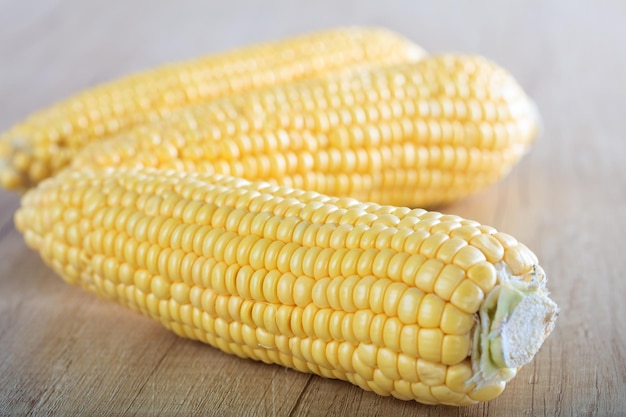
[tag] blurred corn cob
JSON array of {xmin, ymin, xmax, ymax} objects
[
  {"xmin": 0, "ymin": 27, "xmax": 425, "ymax": 191},
  {"xmin": 71, "ymin": 54, "xmax": 540, "ymax": 208}
]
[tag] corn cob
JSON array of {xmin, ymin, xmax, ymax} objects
[
  {"xmin": 15, "ymin": 168, "xmax": 558, "ymax": 406},
  {"xmin": 0, "ymin": 27, "xmax": 425, "ymax": 191},
  {"xmin": 70, "ymin": 54, "xmax": 539, "ymax": 208}
]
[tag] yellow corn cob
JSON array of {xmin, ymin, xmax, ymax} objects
[
  {"xmin": 70, "ymin": 54, "xmax": 539, "ymax": 208},
  {"xmin": 15, "ymin": 168, "xmax": 558, "ymax": 406},
  {"xmin": 0, "ymin": 27, "xmax": 425, "ymax": 191}
]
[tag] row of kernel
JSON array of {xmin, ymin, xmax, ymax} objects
[{"xmin": 194, "ymin": 288, "xmax": 472, "ymax": 364}]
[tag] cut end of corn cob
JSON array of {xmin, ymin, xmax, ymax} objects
[
  {"xmin": 15, "ymin": 167, "xmax": 558, "ymax": 406},
  {"xmin": 471, "ymin": 264, "xmax": 558, "ymax": 388}
]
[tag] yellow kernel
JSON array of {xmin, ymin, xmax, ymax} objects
[
  {"xmin": 338, "ymin": 342, "xmax": 356, "ymax": 374},
  {"xmin": 468, "ymin": 381, "xmax": 506, "ymax": 402},
  {"xmin": 389, "ymin": 228, "xmax": 412, "ymax": 252},
  {"xmin": 399, "ymin": 253, "xmax": 426, "ymax": 287},
  {"xmin": 275, "ymin": 305, "xmax": 293, "ymax": 337},
  {"xmin": 353, "ymin": 275, "xmax": 376, "ymax": 310},
  {"xmin": 369, "ymin": 278, "xmax": 391, "ymax": 314},
  {"xmin": 264, "ymin": 241, "xmax": 284, "ymax": 271},
  {"xmin": 151, "ymin": 275, "xmax": 170, "ymax": 299},
  {"xmin": 419, "ymin": 233, "xmax": 449, "ymax": 258},
  {"xmin": 387, "ymin": 252, "xmax": 409, "ymax": 282},
  {"xmin": 453, "ymin": 245, "xmax": 487, "ymax": 270},
  {"xmin": 324, "ymin": 341, "xmax": 340, "ymax": 370},
  {"xmin": 470, "ymin": 234, "xmax": 504, "ymax": 263},
  {"xmin": 376, "ymin": 347, "xmax": 400, "ymax": 380},
  {"xmin": 450, "ymin": 225, "xmax": 481, "ymax": 241},
  {"xmin": 209, "ymin": 261, "xmax": 228, "ymax": 294},
  {"xmin": 402, "ymin": 229, "xmax": 429, "ymax": 253},
  {"xmin": 293, "ymin": 276, "xmax": 315, "ymax": 306},
  {"xmin": 418, "ymin": 328, "xmax": 443, "ymax": 362},
  {"xmin": 249, "ymin": 268, "xmax": 266, "ymax": 301},
  {"xmin": 345, "ymin": 223, "xmax": 368, "ymax": 248},
  {"xmin": 102, "ymin": 257, "xmax": 119, "ymax": 283},
  {"xmin": 450, "ymin": 279, "xmax": 484, "ymax": 313},
  {"xmin": 341, "ymin": 313, "xmax": 357, "ymax": 344},
  {"xmin": 440, "ymin": 303, "xmax": 475, "ymax": 335},
  {"xmin": 262, "ymin": 269, "xmax": 280, "ymax": 303},
  {"xmin": 157, "ymin": 217, "xmax": 182, "ymax": 248},
  {"xmin": 356, "ymin": 343, "xmax": 378, "ymax": 369},
  {"xmin": 383, "ymin": 282, "xmax": 407, "ymax": 317},
  {"xmin": 441, "ymin": 334, "xmax": 471, "ymax": 365},
  {"xmin": 413, "ymin": 258, "xmax": 442, "ymax": 293},
  {"xmin": 301, "ymin": 246, "xmax": 322, "ymax": 277},
  {"xmin": 359, "ymin": 223, "xmax": 385, "ymax": 249},
  {"xmin": 397, "ymin": 287, "xmax": 424, "ymax": 324},
  {"xmin": 277, "ymin": 242, "xmax": 299, "ymax": 273},
  {"xmin": 397, "ymin": 353, "xmax": 419, "ymax": 383},
  {"xmin": 287, "ymin": 246, "xmax": 307, "ymax": 277},
  {"xmin": 372, "ymin": 248, "xmax": 395, "ymax": 278},
  {"xmin": 118, "ymin": 262, "xmax": 134, "ymax": 285},
  {"xmin": 313, "ymin": 308, "xmax": 333, "ymax": 341},
  {"xmin": 315, "ymin": 223, "xmax": 336, "ymax": 248},
  {"xmin": 311, "ymin": 338, "xmax": 332, "ymax": 369},
  {"xmin": 340, "ymin": 248, "xmax": 361, "ymax": 277},
  {"xmin": 431, "ymin": 385, "xmax": 467, "ymax": 405},
  {"xmin": 417, "ymin": 294, "xmax": 445, "ymax": 328},
  {"xmin": 353, "ymin": 350, "xmax": 374, "ymax": 381},
  {"xmin": 262, "ymin": 215, "xmax": 282, "ymax": 240},
  {"xmin": 166, "ymin": 249, "xmax": 186, "ymax": 282},
  {"xmin": 393, "ymin": 380, "xmax": 415, "ymax": 401},
  {"xmin": 200, "ymin": 288, "xmax": 217, "ymax": 315},
  {"xmin": 445, "ymin": 360, "xmax": 475, "ymax": 393},
  {"xmin": 382, "ymin": 317, "xmax": 402, "ymax": 352},
  {"xmin": 216, "ymin": 295, "xmax": 232, "ymax": 322},
  {"xmin": 329, "ymin": 223, "xmax": 351, "ymax": 248},
  {"xmin": 312, "ymin": 277, "xmax": 331, "ymax": 308},
  {"xmin": 353, "ymin": 309, "xmax": 375, "ymax": 343},
  {"xmin": 328, "ymin": 248, "xmax": 348, "ymax": 277},
  {"xmin": 503, "ymin": 243, "xmax": 538, "ymax": 275},
  {"xmin": 466, "ymin": 261, "xmax": 498, "ymax": 292},
  {"xmin": 369, "ymin": 313, "xmax": 387, "ymax": 346},
  {"xmin": 493, "ymin": 231, "xmax": 518, "ymax": 249},
  {"xmin": 289, "ymin": 307, "xmax": 305, "ymax": 338},
  {"xmin": 355, "ymin": 248, "xmax": 376, "ymax": 276},
  {"xmin": 200, "ymin": 228, "xmax": 224, "ymax": 258},
  {"xmin": 433, "ymin": 264, "xmax": 465, "ymax": 301},
  {"xmin": 179, "ymin": 252, "xmax": 197, "ymax": 285},
  {"xmin": 277, "ymin": 272, "xmax": 296, "ymax": 306},
  {"xmin": 328, "ymin": 310, "xmax": 346, "ymax": 341},
  {"xmin": 276, "ymin": 217, "xmax": 301, "ymax": 243},
  {"xmin": 235, "ymin": 234, "xmax": 259, "ymax": 266},
  {"xmin": 374, "ymin": 228, "xmax": 397, "ymax": 249},
  {"xmin": 339, "ymin": 275, "xmax": 361, "ymax": 312},
  {"xmin": 410, "ymin": 382, "xmax": 437, "ymax": 404},
  {"xmin": 171, "ymin": 282, "xmax": 190, "ymax": 304},
  {"xmin": 417, "ymin": 358, "xmax": 447, "ymax": 386},
  {"xmin": 436, "ymin": 237, "xmax": 468, "ymax": 264},
  {"xmin": 327, "ymin": 276, "xmax": 349, "ymax": 310},
  {"xmin": 399, "ymin": 324, "xmax": 419, "ymax": 356},
  {"xmin": 372, "ymin": 369, "xmax": 395, "ymax": 394},
  {"xmin": 248, "ymin": 238, "xmax": 270, "ymax": 270}
]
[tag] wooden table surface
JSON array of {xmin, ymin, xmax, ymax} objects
[{"xmin": 1, "ymin": 0, "xmax": 625, "ymax": 415}]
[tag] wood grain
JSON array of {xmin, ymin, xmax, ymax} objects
[{"xmin": 1, "ymin": 0, "xmax": 625, "ymax": 415}]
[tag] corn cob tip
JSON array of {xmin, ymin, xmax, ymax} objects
[
  {"xmin": 0, "ymin": 159, "xmax": 22, "ymax": 191},
  {"xmin": 529, "ymin": 99, "xmax": 543, "ymax": 141},
  {"xmin": 471, "ymin": 264, "xmax": 558, "ymax": 388}
]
